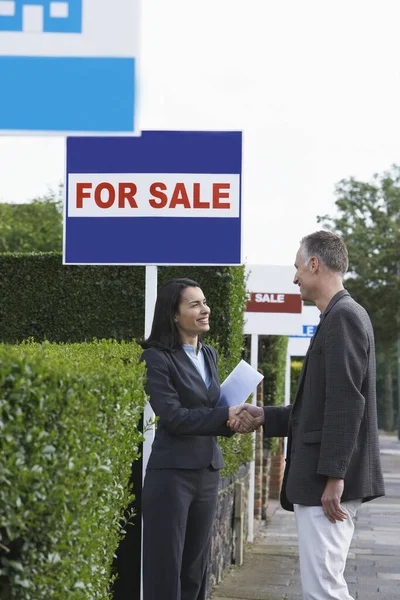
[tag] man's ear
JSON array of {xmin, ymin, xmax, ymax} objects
[{"xmin": 310, "ymin": 256, "xmax": 319, "ymax": 272}]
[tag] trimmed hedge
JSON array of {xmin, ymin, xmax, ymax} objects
[
  {"xmin": 0, "ymin": 197, "xmax": 62, "ymax": 254},
  {"xmin": 0, "ymin": 253, "xmax": 243, "ymax": 352},
  {"xmin": 0, "ymin": 253, "xmax": 252, "ymax": 477},
  {"xmin": 258, "ymin": 335, "xmax": 288, "ymax": 454},
  {"xmin": 0, "ymin": 253, "xmax": 146, "ymax": 344},
  {"xmin": 0, "ymin": 340, "xmax": 146, "ymax": 600},
  {"xmin": 290, "ymin": 360, "xmax": 303, "ymax": 403}
]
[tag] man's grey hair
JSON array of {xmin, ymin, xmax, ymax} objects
[{"xmin": 300, "ymin": 230, "xmax": 348, "ymax": 276}]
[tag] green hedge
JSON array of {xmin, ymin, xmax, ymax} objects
[
  {"xmin": 0, "ymin": 253, "xmax": 252, "ymax": 477},
  {"xmin": 0, "ymin": 196, "xmax": 62, "ymax": 254},
  {"xmin": 290, "ymin": 359, "xmax": 303, "ymax": 403},
  {"xmin": 0, "ymin": 253, "xmax": 146, "ymax": 344},
  {"xmin": 0, "ymin": 340, "xmax": 146, "ymax": 600},
  {"xmin": 258, "ymin": 335, "xmax": 288, "ymax": 454},
  {"xmin": 0, "ymin": 253, "xmax": 242, "ymax": 351}
]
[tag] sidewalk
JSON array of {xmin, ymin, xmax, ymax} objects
[{"xmin": 210, "ymin": 434, "xmax": 400, "ymax": 600}]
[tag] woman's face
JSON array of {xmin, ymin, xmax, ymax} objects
[{"xmin": 175, "ymin": 286, "xmax": 210, "ymax": 338}]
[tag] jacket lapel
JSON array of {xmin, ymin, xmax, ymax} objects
[{"xmin": 201, "ymin": 346, "xmax": 220, "ymax": 406}]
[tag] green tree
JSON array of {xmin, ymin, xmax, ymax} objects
[
  {"xmin": 0, "ymin": 189, "xmax": 62, "ymax": 253},
  {"xmin": 318, "ymin": 165, "xmax": 400, "ymax": 430}
]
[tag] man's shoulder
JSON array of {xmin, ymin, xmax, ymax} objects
[
  {"xmin": 330, "ymin": 294, "xmax": 373, "ymax": 330},
  {"xmin": 336, "ymin": 294, "xmax": 369, "ymax": 315}
]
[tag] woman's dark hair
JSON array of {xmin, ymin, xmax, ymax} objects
[{"xmin": 140, "ymin": 278, "xmax": 201, "ymax": 350}]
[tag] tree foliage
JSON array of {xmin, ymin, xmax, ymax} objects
[
  {"xmin": 0, "ymin": 190, "xmax": 62, "ymax": 253},
  {"xmin": 318, "ymin": 165, "xmax": 400, "ymax": 429}
]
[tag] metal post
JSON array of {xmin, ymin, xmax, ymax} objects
[
  {"xmin": 141, "ymin": 265, "xmax": 157, "ymax": 600},
  {"xmin": 283, "ymin": 343, "xmax": 291, "ymax": 456},
  {"xmin": 247, "ymin": 333, "xmax": 258, "ymax": 542},
  {"xmin": 142, "ymin": 265, "xmax": 157, "ymax": 476}
]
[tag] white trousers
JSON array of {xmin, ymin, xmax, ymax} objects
[{"xmin": 294, "ymin": 500, "xmax": 361, "ymax": 600}]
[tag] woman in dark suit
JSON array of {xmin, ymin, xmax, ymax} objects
[{"xmin": 140, "ymin": 278, "xmax": 238, "ymax": 600}]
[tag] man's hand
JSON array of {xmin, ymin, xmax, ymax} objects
[
  {"xmin": 228, "ymin": 404, "xmax": 265, "ymax": 433},
  {"xmin": 321, "ymin": 477, "xmax": 347, "ymax": 523}
]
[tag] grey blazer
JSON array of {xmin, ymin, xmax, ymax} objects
[
  {"xmin": 264, "ymin": 290, "xmax": 385, "ymax": 511},
  {"xmin": 141, "ymin": 344, "xmax": 233, "ymax": 470}
]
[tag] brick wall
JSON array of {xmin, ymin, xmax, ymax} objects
[{"xmin": 268, "ymin": 437, "xmax": 285, "ymax": 500}]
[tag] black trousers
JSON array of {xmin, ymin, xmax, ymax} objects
[{"xmin": 142, "ymin": 466, "xmax": 220, "ymax": 600}]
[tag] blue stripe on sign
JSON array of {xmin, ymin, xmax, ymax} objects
[
  {"xmin": 67, "ymin": 132, "xmax": 243, "ymax": 174},
  {"xmin": 0, "ymin": 56, "xmax": 135, "ymax": 132},
  {"xmin": 64, "ymin": 217, "xmax": 241, "ymax": 264}
]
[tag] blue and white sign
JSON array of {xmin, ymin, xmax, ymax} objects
[
  {"xmin": 302, "ymin": 324, "xmax": 317, "ymax": 337},
  {"xmin": 0, "ymin": 0, "xmax": 139, "ymax": 135},
  {"xmin": 64, "ymin": 131, "xmax": 243, "ymax": 265},
  {"xmin": 291, "ymin": 324, "xmax": 318, "ymax": 338}
]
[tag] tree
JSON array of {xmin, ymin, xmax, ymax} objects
[
  {"xmin": 318, "ymin": 165, "xmax": 400, "ymax": 431},
  {"xmin": 0, "ymin": 189, "xmax": 62, "ymax": 253}
]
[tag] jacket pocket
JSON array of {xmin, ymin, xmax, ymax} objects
[{"xmin": 303, "ymin": 429, "xmax": 322, "ymax": 444}]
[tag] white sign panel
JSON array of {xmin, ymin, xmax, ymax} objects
[
  {"xmin": 244, "ymin": 265, "xmax": 303, "ymax": 335},
  {"xmin": 67, "ymin": 173, "xmax": 240, "ymax": 218}
]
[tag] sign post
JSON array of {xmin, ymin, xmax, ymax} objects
[
  {"xmin": 65, "ymin": 129, "xmax": 242, "ymax": 597},
  {"xmin": 244, "ymin": 264, "xmax": 303, "ymax": 540},
  {"xmin": 248, "ymin": 333, "xmax": 258, "ymax": 542},
  {"xmin": 141, "ymin": 264, "xmax": 157, "ymax": 600},
  {"xmin": 143, "ymin": 265, "xmax": 157, "ymax": 477}
]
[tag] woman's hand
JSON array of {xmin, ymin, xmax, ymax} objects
[{"xmin": 228, "ymin": 404, "xmax": 265, "ymax": 433}]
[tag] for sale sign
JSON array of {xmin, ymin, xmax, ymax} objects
[{"xmin": 64, "ymin": 131, "xmax": 242, "ymax": 265}]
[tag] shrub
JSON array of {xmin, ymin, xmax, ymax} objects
[
  {"xmin": 0, "ymin": 340, "xmax": 146, "ymax": 600},
  {"xmin": 0, "ymin": 194, "xmax": 62, "ymax": 254},
  {"xmin": 258, "ymin": 335, "xmax": 288, "ymax": 454},
  {"xmin": 290, "ymin": 359, "xmax": 304, "ymax": 403},
  {"xmin": 0, "ymin": 253, "xmax": 253, "ymax": 477}
]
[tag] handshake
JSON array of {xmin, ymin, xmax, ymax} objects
[{"xmin": 227, "ymin": 404, "xmax": 265, "ymax": 434}]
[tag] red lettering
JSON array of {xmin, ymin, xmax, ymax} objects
[
  {"xmin": 94, "ymin": 183, "xmax": 115, "ymax": 209},
  {"xmin": 118, "ymin": 182, "xmax": 138, "ymax": 208},
  {"xmin": 76, "ymin": 183, "xmax": 92, "ymax": 209},
  {"xmin": 149, "ymin": 182, "xmax": 168, "ymax": 208},
  {"xmin": 193, "ymin": 183, "xmax": 209, "ymax": 208},
  {"xmin": 212, "ymin": 183, "xmax": 231, "ymax": 209},
  {"xmin": 169, "ymin": 183, "xmax": 191, "ymax": 209}
]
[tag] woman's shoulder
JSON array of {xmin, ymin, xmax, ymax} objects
[
  {"xmin": 140, "ymin": 346, "xmax": 166, "ymax": 363},
  {"xmin": 140, "ymin": 345, "xmax": 177, "ymax": 363}
]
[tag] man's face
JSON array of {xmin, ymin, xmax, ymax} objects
[{"xmin": 293, "ymin": 247, "xmax": 315, "ymax": 302}]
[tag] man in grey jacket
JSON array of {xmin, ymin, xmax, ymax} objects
[{"xmin": 230, "ymin": 231, "xmax": 385, "ymax": 600}]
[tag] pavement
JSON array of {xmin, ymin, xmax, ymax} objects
[{"xmin": 210, "ymin": 434, "xmax": 400, "ymax": 600}]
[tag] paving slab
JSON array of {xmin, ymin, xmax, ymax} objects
[{"xmin": 210, "ymin": 435, "xmax": 400, "ymax": 600}]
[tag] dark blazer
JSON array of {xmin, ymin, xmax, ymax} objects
[
  {"xmin": 141, "ymin": 344, "xmax": 233, "ymax": 470},
  {"xmin": 264, "ymin": 290, "xmax": 385, "ymax": 511}
]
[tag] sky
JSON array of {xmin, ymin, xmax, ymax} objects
[{"xmin": 1, "ymin": 0, "xmax": 400, "ymax": 265}]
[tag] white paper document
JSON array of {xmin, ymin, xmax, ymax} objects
[{"xmin": 217, "ymin": 360, "xmax": 264, "ymax": 407}]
